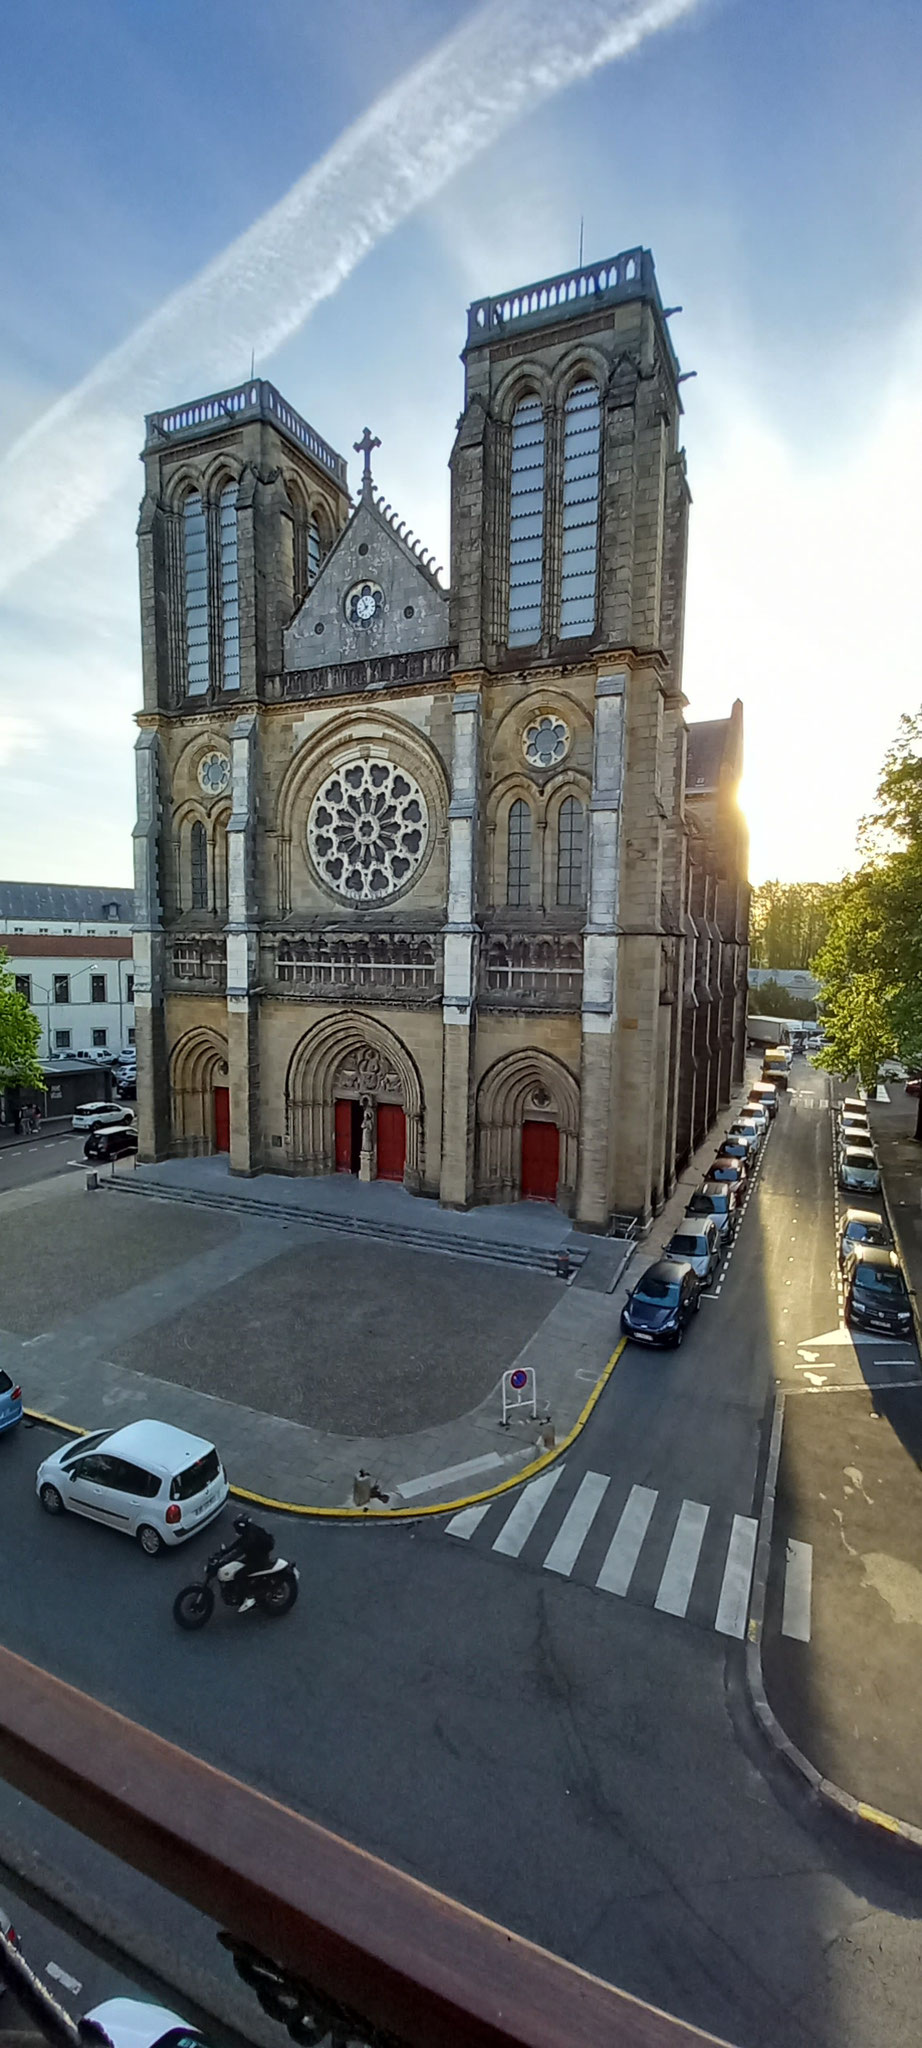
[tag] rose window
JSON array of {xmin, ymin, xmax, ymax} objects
[
  {"xmin": 197, "ymin": 750, "xmax": 231, "ymax": 795},
  {"xmin": 308, "ymin": 757, "xmax": 429, "ymax": 902},
  {"xmin": 524, "ymin": 715, "xmax": 570, "ymax": 769}
]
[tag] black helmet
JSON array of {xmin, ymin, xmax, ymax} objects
[{"xmin": 233, "ymin": 1513, "xmax": 251, "ymax": 1535}]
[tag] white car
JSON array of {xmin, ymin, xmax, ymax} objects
[
  {"xmin": 738, "ymin": 1104, "xmax": 769, "ymax": 1137},
  {"xmin": 726, "ymin": 1121, "xmax": 759, "ymax": 1156},
  {"xmin": 839, "ymin": 1112, "xmax": 870, "ymax": 1145},
  {"xmin": 71, "ymin": 1101, "xmax": 134, "ymax": 1132},
  {"xmin": 664, "ymin": 1216, "xmax": 722, "ymax": 1285},
  {"xmin": 839, "ymin": 1146, "xmax": 881, "ymax": 1195},
  {"xmin": 81, "ymin": 2000, "xmax": 208, "ymax": 2048},
  {"xmin": 36, "ymin": 1420, "xmax": 229, "ymax": 1556}
]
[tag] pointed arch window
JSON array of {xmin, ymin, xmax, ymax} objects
[
  {"xmin": 183, "ymin": 494, "xmax": 210, "ymax": 695},
  {"xmin": 556, "ymin": 797, "xmax": 586, "ymax": 906},
  {"xmin": 190, "ymin": 820, "xmax": 208, "ymax": 911},
  {"xmin": 559, "ymin": 380, "xmax": 601, "ymax": 638},
  {"xmin": 219, "ymin": 482, "xmax": 240, "ymax": 690},
  {"xmin": 307, "ymin": 515, "xmax": 322, "ymax": 584},
  {"xmin": 506, "ymin": 800, "xmax": 532, "ymax": 907},
  {"xmin": 507, "ymin": 396, "xmax": 545, "ymax": 646}
]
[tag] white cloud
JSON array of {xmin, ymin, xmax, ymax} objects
[{"xmin": 0, "ymin": 714, "xmax": 38, "ymax": 768}]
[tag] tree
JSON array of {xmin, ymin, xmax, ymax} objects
[
  {"xmin": 0, "ymin": 950, "xmax": 44, "ymax": 1093},
  {"xmin": 749, "ymin": 881, "xmax": 839, "ymax": 970},
  {"xmin": 747, "ymin": 978, "xmax": 816, "ymax": 1021}
]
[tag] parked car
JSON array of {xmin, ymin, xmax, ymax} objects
[
  {"xmin": 738, "ymin": 1103, "xmax": 769, "ymax": 1135},
  {"xmin": 748, "ymin": 1082, "xmax": 778, "ymax": 1120},
  {"xmin": 839, "ymin": 1208, "xmax": 893, "ymax": 1267},
  {"xmin": 709, "ymin": 1155, "xmax": 747, "ymax": 1187},
  {"xmin": 663, "ymin": 1218, "xmax": 721, "ymax": 1286},
  {"xmin": 621, "ymin": 1258, "xmax": 700, "ymax": 1348},
  {"xmin": 0, "ymin": 1369, "xmax": 23, "ymax": 1436},
  {"xmin": 36, "ymin": 1420, "xmax": 229, "ymax": 1555},
  {"xmin": 71, "ymin": 1101, "xmax": 134, "ymax": 1133},
  {"xmin": 84, "ymin": 1126, "xmax": 139, "ymax": 1162},
  {"xmin": 879, "ymin": 1059, "xmax": 907, "ymax": 1081},
  {"xmin": 727, "ymin": 1120, "xmax": 760, "ymax": 1155},
  {"xmin": 0, "ymin": 1906, "xmax": 22, "ymax": 1998},
  {"xmin": 843, "ymin": 1245, "xmax": 913, "ymax": 1337},
  {"xmin": 117, "ymin": 1076, "xmax": 137, "ymax": 1101},
  {"xmin": 841, "ymin": 1097, "xmax": 866, "ymax": 1115},
  {"xmin": 761, "ymin": 1061, "xmax": 788, "ymax": 1092},
  {"xmin": 686, "ymin": 1181, "xmax": 739, "ymax": 1244},
  {"xmin": 838, "ymin": 1113, "xmax": 871, "ymax": 1146},
  {"xmin": 839, "ymin": 1145, "xmax": 881, "ymax": 1194},
  {"xmin": 906, "ymin": 1078, "xmax": 922, "ymax": 1099},
  {"xmin": 80, "ymin": 1999, "xmax": 209, "ymax": 2048}
]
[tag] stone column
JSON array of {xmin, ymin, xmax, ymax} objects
[
  {"xmin": 132, "ymin": 730, "xmax": 171, "ymax": 1161},
  {"xmin": 576, "ymin": 672, "xmax": 626, "ymax": 1230},
  {"xmin": 226, "ymin": 713, "xmax": 261, "ymax": 1176},
  {"xmin": 440, "ymin": 689, "xmax": 481, "ymax": 1209}
]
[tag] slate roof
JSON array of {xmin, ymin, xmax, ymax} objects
[
  {"xmin": 0, "ymin": 882, "xmax": 135, "ymax": 923},
  {"xmin": 685, "ymin": 702, "xmax": 744, "ymax": 796}
]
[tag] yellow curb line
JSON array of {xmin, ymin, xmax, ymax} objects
[
  {"xmin": 23, "ymin": 1336, "xmax": 627, "ymax": 1523},
  {"xmin": 855, "ymin": 1801, "xmax": 904, "ymax": 1836}
]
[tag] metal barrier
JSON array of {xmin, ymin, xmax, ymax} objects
[{"xmin": 0, "ymin": 1646, "xmax": 730, "ymax": 2048}]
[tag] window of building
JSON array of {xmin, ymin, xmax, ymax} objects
[
  {"xmin": 190, "ymin": 820, "xmax": 208, "ymax": 911},
  {"xmin": 559, "ymin": 380, "xmax": 602, "ymax": 638},
  {"xmin": 14, "ymin": 974, "xmax": 31, "ymax": 1002},
  {"xmin": 128, "ymin": 1027, "xmax": 136, "ymax": 1045},
  {"xmin": 53, "ymin": 974, "xmax": 70, "ymax": 1004},
  {"xmin": 92, "ymin": 1028, "xmax": 108, "ymax": 1048},
  {"xmin": 54, "ymin": 1029, "xmax": 71, "ymax": 1050},
  {"xmin": 307, "ymin": 515, "xmax": 322, "ymax": 584},
  {"xmin": 508, "ymin": 396, "xmax": 545, "ymax": 647},
  {"xmin": 183, "ymin": 492, "xmax": 210, "ymax": 696},
  {"xmin": 13, "ymin": 926, "xmax": 23, "ymax": 934},
  {"xmin": 506, "ymin": 800, "xmax": 532, "ymax": 906},
  {"xmin": 126, "ymin": 975, "xmax": 135, "ymax": 1003},
  {"xmin": 103, "ymin": 902, "xmax": 120, "ymax": 920},
  {"xmin": 219, "ymin": 481, "xmax": 240, "ymax": 690},
  {"xmin": 556, "ymin": 797, "xmax": 587, "ymax": 906},
  {"xmin": 91, "ymin": 974, "xmax": 106, "ymax": 1002}
]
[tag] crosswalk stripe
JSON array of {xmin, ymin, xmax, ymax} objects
[
  {"xmin": 543, "ymin": 1471, "xmax": 610, "ymax": 1577},
  {"xmin": 714, "ymin": 1513, "xmax": 758, "ymax": 1638},
  {"xmin": 446, "ymin": 1501, "xmax": 493, "ymax": 1540},
  {"xmin": 782, "ymin": 1538, "xmax": 813, "ymax": 1641},
  {"xmin": 595, "ymin": 1484, "xmax": 658, "ymax": 1597},
  {"xmin": 654, "ymin": 1499, "xmax": 710, "ymax": 1616},
  {"xmin": 492, "ymin": 1467, "xmax": 564, "ymax": 1558}
]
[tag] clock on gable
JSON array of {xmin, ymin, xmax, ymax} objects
[{"xmin": 344, "ymin": 579, "xmax": 385, "ymax": 627}]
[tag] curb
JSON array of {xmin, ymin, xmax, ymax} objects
[
  {"xmin": 745, "ymin": 1386, "xmax": 922, "ymax": 1856},
  {"xmin": 871, "ymin": 1124, "xmax": 922, "ymax": 1362},
  {"xmin": 23, "ymin": 1337, "xmax": 626, "ymax": 1524}
]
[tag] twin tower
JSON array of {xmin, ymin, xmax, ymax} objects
[{"xmin": 133, "ymin": 248, "xmax": 747, "ymax": 1228}]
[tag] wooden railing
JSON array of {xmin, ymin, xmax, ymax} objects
[{"xmin": 0, "ymin": 1646, "xmax": 731, "ymax": 2048}]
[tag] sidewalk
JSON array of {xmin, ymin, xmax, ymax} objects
[
  {"xmin": 16, "ymin": 1085, "xmax": 752, "ymax": 1515},
  {"xmin": 0, "ymin": 1116, "xmax": 70, "ymax": 1149}
]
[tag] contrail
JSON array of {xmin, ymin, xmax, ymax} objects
[{"xmin": 0, "ymin": 0, "xmax": 704, "ymax": 592}]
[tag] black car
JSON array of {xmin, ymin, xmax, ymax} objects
[
  {"xmin": 84, "ymin": 1126, "xmax": 139, "ymax": 1162},
  {"xmin": 842, "ymin": 1245, "xmax": 913, "ymax": 1337},
  {"xmin": 621, "ymin": 1258, "xmax": 700, "ymax": 1349},
  {"xmin": 838, "ymin": 1208, "xmax": 892, "ymax": 1268}
]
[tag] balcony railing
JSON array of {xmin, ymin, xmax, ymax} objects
[
  {"xmin": 480, "ymin": 934, "xmax": 582, "ymax": 1010},
  {"xmin": 467, "ymin": 249, "xmax": 656, "ymax": 346},
  {"xmin": 0, "ymin": 1644, "xmax": 731, "ymax": 2048},
  {"xmin": 267, "ymin": 931, "xmax": 442, "ymax": 1004},
  {"xmin": 265, "ymin": 645, "xmax": 455, "ymax": 703},
  {"xmin": 144, "ymin": 379, "xmax": 347, "ymax": 486}
]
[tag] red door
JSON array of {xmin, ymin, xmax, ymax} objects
[
  {"xmin": 521, "ymin": 1120, "xmax": 559, "ymax": 1201},
  {"xmin": 376, "ymin": 1104, "xmax": 406, "ymax": 1182},
  {"xmin": 213, "ymin": 1087, "xmax": 230, "ymax": 1154},
  {"xmin": 335, "ymin": 1098, "xmax": 361, "ymax": 1173}
]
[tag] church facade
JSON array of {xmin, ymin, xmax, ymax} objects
[{"xmin": 133, "ymin": 247, "xmax": 748, "ymax": 1229}]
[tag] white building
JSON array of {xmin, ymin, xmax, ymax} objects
[{"xmin": 0, "ymin": 883, "xmax": 136, "ymax": 1061}]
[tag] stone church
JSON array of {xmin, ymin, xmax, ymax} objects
[{"xmin": 133, "ymin": 246, "xmax": 748, "ymax": 1229}]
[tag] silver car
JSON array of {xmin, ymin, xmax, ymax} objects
[
  {"xmin": 665, "ymin": 1218, "xmax": 721, "ymax": 1286},
  {"xmin": 839, "ymin": 1145, "xmax": 881, "ymax": 1194}
]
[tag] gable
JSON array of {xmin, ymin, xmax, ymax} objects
[{"xmin": 284, "ymin": 493, "xmax": 449, "ymax": 672}]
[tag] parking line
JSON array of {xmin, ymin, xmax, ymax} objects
[{"xmin": 782, "ymin": 1538, "xmax": 813, "ymax": 1641}]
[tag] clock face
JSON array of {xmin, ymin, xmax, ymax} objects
[{"xmin": 345, "ymin": 580, "xmax": 385, "ymax": 628}]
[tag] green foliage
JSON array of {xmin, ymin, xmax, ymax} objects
[
  {"xmin": 813, "ymin": 710, "xmax": 922, "ymax": 1087},
  {"xmin": 0, "ymin": 950, "xmax": 44, "ymax": 1090},
  {"xmin": 749, "ymin": 881, "xmax": 839, "ymax": 970},
  {"xmin": 747, "ymin": 979, "xmax": 816, "ymax": 1021}
]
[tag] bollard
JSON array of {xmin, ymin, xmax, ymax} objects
[
  {"xmin": 353, "ymin": 1470, "xmax": 390, "ymax": 1508},
  {"xmin": 85, "ymin": 1171, "xmax": 98, "ymax": 1192},
  {"xmin": 536, "ymin": 1417, "xmax": 556, "ymax": 1452},
  {"xmin": 555, "ymin": 1250, "xmax": 573, "ymax": 1281}
]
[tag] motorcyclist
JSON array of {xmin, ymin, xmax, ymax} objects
[{"xmin": 217, "ymin": 1513, "xmax": 276, "ymax": 1613}]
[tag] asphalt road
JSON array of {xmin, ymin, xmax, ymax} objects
[
  {"xmin": 0, "ymin": 1132, "xmax": 87, "ymax": 1194},
  {"xmin": 2, "ymin": 1068, "xmax": 922, "ymax": 2048}
]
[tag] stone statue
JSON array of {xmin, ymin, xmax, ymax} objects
[{"xmin": 358, "ymin": 1094, "xmax": 376, "ymax": 1183}]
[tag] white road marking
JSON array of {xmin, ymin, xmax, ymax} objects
[
  {"xmin": 782, "ymin": 1539, "xmax": 813, "ymax": 1641},
  {"xmin": 46, "ymin": 1963, "xmax": 82, "ymax": 1996},
  {"xmin": 446, "ymin": 1500, "xmax": 493, "ymax": 1539},
  {"xmin": 595, "ymin": 1484, "xmax": 658, "ymax": 1596},
  {"xmin": 654, "ymin": 1499, "xmax": 710, "ymax": 1617},
  {"xmin": 492, "ymin": 1466, "xmax": 564, "ymax": 1557},
  {"xmin": 397, "ymin": 1451, "xmax": 507, "ymax": 1500},
  {"xmin": 714, "ymin": 1515, "xmax": 758, "ymax": 1638},
  {"xmin": 543, "ymin": 1471, "xmax": 609, "ymax": 1577}
]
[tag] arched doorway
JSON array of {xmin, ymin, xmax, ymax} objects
[
  {"xmin": 286, "ymin": 1014, "xmax": 423, "ymax": 1191},
  {"xmin": 476, "ymin": 1049, "xmax": 579, "ymax": 1211},
  {"xmin": 168, "ymin": 1027, "xmax": 230, "ymax": 1156}
]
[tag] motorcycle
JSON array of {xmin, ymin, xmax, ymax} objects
[{"xmin": 173, "ymin": 1549, "xmax": 299, "ymax": 1630}]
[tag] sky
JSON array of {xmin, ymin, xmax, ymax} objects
[{"xmin": 1, "ymin": 0, "xmax": 921, "ymax": 888}]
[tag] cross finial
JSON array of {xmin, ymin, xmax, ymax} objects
[{"xmin": 354, "ymin": 426, "xmax": 381, "ymax": 494}]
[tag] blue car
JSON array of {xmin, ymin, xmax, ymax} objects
[{"xmin": 0, "ymin": 1368, "xmax": 23, "ymax": 1434}]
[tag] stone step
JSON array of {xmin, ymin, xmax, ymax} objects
[{"xmin": 102, "ymin": 1176, "xmax": 587, "ymax": 1278}]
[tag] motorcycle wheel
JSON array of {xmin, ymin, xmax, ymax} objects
[
  {"xmin": 257, "ymin": 1571, "xmax": 299, "ymax": 1619},
  {"xmin": 173, "ymin": 1584, "xmax": 215, "ymax": 1630}
]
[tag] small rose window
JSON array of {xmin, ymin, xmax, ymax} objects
[
  {"xmin": 197, "ymin": 750, "xmax": 231, "ymax": 795},
  {"xmin": 308, "ymin": 756, "xmax": 430, "ymax": 902},
  {"xmin": 524, "ymin": 715, "xmax": 570, "ymax": 769}
]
